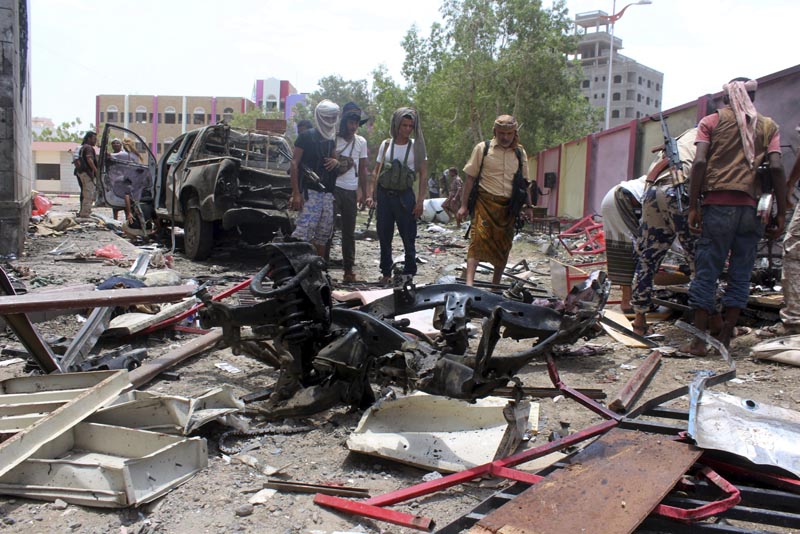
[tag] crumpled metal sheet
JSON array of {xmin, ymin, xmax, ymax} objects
[
  {"xmin": 690, "ymin": 389, "xmax": 800, "ymax": 477},
  {"xmin": 750, "ymin": 334, "xmax": 800, "ymax": 367}
]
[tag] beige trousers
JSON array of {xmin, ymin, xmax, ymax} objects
[{"xmin": 77, "ymin": 171, "xmax": 96, "ymax": 217}]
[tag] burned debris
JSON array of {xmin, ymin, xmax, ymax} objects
[{"xmin": 196, "ymin": 241, "xmax": 610, "ymax": 418}]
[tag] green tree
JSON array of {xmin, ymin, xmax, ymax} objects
[
  {"xmin": 228, "ymin": 107, "xmax": 283, "ymax": 131},
  {"xmin": 34, "ymin": 118, "xmax": 94, "ymax": 142},
  {"xmin": 401, "ymin": 0, "xmax": 599, "ymax": 169},
  {"xmin": 291, "ymin": 75, "xmax": 371, "ymax": 133}
]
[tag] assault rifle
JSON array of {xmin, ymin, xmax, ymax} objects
[{"xmin": 658, "ymin": 113, "xmax": 686, "ymax": 212}]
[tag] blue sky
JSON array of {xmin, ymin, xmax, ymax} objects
[{"xmin": 32, "ymin": 0, "xmax": 798, "ymax": 129}]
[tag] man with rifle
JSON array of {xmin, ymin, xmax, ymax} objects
[
  {"xmin": 456, "ymin": 115, "xmax": 534, "ymax": 286},
  {"xmin": 683, "ymin": 78, "xmax": 786, "ymax": 355},
  {"xmin": 630, "ymin": 125, "xmax": 698, "ymax": 336}
]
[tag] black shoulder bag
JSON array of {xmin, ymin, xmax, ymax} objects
[{"xmin": 467, "ymin": 140, "xmax": 491, "ymax": 216}]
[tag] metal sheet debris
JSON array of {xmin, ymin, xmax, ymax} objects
[
  {"xmin": 473, "ymin": 428, "xmax": 703, "ymax": 534},
  {"xmin": 0, "ymin": 370, "xmax": 130, "ymax": 478},
  {"xmin": 750, "ymin": 334, "xmax": 800, "ymax": 366},
  {"xmin": 0, "ymin": 422, "xmax": 207, "ymax": 507},
  {"xmin": 690, "ymin": 389, "xmax": 800, "ymax": 478},
  {"xmin": 347, "ymin": 393, "xmax": 537, "ymax": 473},
  {"xmin": 88, "ymin": 387, "xmax": 244, "ymax": 435}
]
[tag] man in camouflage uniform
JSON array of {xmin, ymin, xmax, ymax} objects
[{"xmin": 630, "ymin": 128, "xmax": 698, "ymax": 335}]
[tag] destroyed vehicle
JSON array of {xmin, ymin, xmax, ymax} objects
[{"xmin": 97, "ymin": 123, "xmax": 295, "ymax": 259}]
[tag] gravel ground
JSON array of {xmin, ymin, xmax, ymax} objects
[{"xmin": 0, "ymin": 195, "xmax": 798, "ymax": 534}]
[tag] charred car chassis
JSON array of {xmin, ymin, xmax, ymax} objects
[{"xmin": 199, "ymin": 242, "xmax": 610, "ymax": 418}]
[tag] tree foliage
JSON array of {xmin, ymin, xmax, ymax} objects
[
  {"xmin": 33, "ymin": 118, "xmax": 93, "ymax": 142},
  {"xmin": 228, "ymin": 107, "xmax": 283, "ymax": 131},
  {"xmin": 290, "ymin": 71, "xmax": 408, "ymax": 168},
  {"xmin": 402, "ymin": 0, "xmax": 599, "ymax": 170}
]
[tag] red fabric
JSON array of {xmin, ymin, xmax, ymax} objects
[{"xmin": 702, "ymin": 190, "xmax": 757, "ymax": 207}]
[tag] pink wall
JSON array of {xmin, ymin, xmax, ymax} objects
[
  {"xmin": 537, "ymin": 147, "xmax": 561, "ymax": 216},
  {"xmin": 587, "ymin": 122, "xmax": 637, "ymax": 215}
]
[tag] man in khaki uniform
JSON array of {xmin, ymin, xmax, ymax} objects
[{"xmin": 457, "ymin": 115, "xmax": 534, "ymax": 285}]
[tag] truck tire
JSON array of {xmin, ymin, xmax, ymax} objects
[{"xmin": 184, "ymin": 207, "xmax": 213, "ymax": 260}]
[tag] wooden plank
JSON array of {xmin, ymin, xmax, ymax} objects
[
  {"xmin": 0, "ymin": 371, "xmax": 130, "ymax": 479},
  {"xmin": 129, "ymin": 329, "xmax": 223, "ymax": 388},
  {"xmin": 609, "ymin": 351, "xmax": 662, "ymax": 413},
  {"xmin": 0, "ymin": 285, "xmax": 195, "ymax": 314},
  {"xmin": 105, "ymin": 297, "xmax": 196, "ymax": 336},
  {"xmin": 601, "ymin": 310, "xmax": 651, "ymax": 348},
  {"xmin": 472, "ymin": 428, "xmax": 702, "ymax": 534}
]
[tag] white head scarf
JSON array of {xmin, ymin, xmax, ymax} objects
[
  {"xmin": 315, "ymin": 100, "xmax": 341, "ymax": 141},
  {"xmin": 722, "ymin": 80, "xmax": 758, "ymax": 168}
]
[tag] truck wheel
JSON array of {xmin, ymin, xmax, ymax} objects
[{"xmin": 184, "ymin": 207, "xmax": 213, "ymax": 260}]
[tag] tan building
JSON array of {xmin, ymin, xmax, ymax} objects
[
  {"xmin": 574, "ymin": 10, "xmax": 663, "ymax": 130},
  {"xmin": 96, "ymin": 95, "xmax": 258, "ymax": 158},
  {"xmin": 32, "ymin": 141, "xmax": 84, "ymax": 195}
]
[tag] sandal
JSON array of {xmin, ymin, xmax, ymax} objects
[{"xmin": 343, "ymin": 272, "xmax": 358, "ymax": 283}]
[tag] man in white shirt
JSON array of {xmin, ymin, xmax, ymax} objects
[{"xmin": 333, "ymin": 102, "xmax": 369, "ymax": 283}]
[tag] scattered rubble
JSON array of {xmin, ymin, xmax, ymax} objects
[{"xmin": 0, "ymin": 197, "xmax": 798, "ymax": 533}]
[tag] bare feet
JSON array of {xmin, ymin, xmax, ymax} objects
[{"xmin": 678, "ymin": 339, "xmax": 708, "ymax": 357}]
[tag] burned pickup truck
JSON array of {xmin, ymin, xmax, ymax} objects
[{"xmin": 97, "ymin": 124, "xmax": 295, "ymax": 259}]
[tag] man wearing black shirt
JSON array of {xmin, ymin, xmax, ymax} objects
[{"xmin": 290, "ymin": 100, "xmax": 341, "ymax": 256}]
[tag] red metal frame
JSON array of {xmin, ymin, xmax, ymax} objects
[
  {"xmin": 314, "ymin": 355, "xmax": 622, "ymax": 531},
  {"xmin": 558, "ymin": 213, "xmax": 606, "ymax": 255},
  {"xmin": 653, "ymin": 466, "xmax": 740, "ymax": 523},
  {"xmin": 137, "ymin": 277, "xmax": 252, "ymax": 335}
]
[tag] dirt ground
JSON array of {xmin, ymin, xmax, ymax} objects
[{"xmin": 1, "ymin": 195, "xmax": 798, "ymax": 534}]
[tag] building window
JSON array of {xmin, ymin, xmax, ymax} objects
[
  {"xmin": 647, "ymin": 80, "xmax": 652, "ymax": 88},
  {"xmin": 223, "ymin": 107, "xmax": 234, "ymax": 122},
  {"xmin": 626, "ymin": 89, "xmax": 635, "ymax": 100},
  {"xmin": 637, "ymin": 94, "xmax": 642, "ymax": 102},
  {"xmin": 612, "ymin": 93, "xmax": 621, "ymax": 101},
  {"xmin": 625, "ymin": 108, "xmax": 634, "ymax": 118},
  {"xmin": 99, "ymin": 112, "xmax": 104, "ymax": 123},
  {"xmin": 601, "ymin": 93, "xmax": 605, "ymax": 98},
  {"xmin": 164, "ymin": 106, "xmax": 176, "ymax": 124},
  {"xmin": 613, "ymin": 74, "xmax": 622, "ymax": 83},
  {"xmin": 36, "ymin": 163, "xmax": 60, "ymax": 181},
  {"xmin": 593, "ymin": 94, "xmax": 597, "ymax": 99},
  {"xmin": 164, "ymin": 137, "xmax": 175, "ymax": 151},
  {"xmin": 627, "ymin": 72, "xmax": 636, "ymax": 83},
  {"xmin": 636, "ymin": 111, "xmax": 641, "ymax": 118},
  {"xmin": 656, "ymin": 83, "xmax": 661, "ymax": 91},
  {"xmin": 193, "ymin": 107, "xmax": 205, "ymax": 125},
  {"xmin": 582, "ymin": 80, "xmax": 590, "ymax": 88},
  {"xmin": 594, "ymin": 77, "xmax": 598, "ymax": 82},
  {"xmin": 655, "ymin": 99, "xmax": 660, "ymax": 108},
  {"xmin": 106, "ymin": 105, "xmax": 119, "ymax": 123},
  {"xmin": 611, "ymin": 110, "xmax": 620, "ymax": 119},
  {"xmin": 638, "ymin": 76, "xmax": 643, "ymax": 85},
  {"xmin": 646, "ymin": 97, "xmax": 651, "ymax": 105},
  {"xmin": 135, "ymin": 106, "xmax": 147, "ymax": 123},
  {"xmin": 602, "ymin": 76, "xmax": 606, "ymax": 81}
]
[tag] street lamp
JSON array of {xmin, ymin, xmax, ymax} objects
[{"xmin": 603, "ymin": 0, "xmax": 652, "ymax": 130}]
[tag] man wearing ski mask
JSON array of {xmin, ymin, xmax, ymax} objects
[{"xmin": 290, "ymin": 100, "xmax": 341, "ymax": 257}]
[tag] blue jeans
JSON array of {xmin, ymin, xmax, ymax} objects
[
  {"xmin": 688, "ymin": 204, "xmax": 764, "ymax": 312},
  {"xmin": 376, "ymin": 187, "xmax": 417, "ymax": 276}
]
